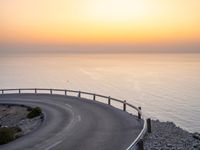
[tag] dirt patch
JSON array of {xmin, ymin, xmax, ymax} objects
[{"xmin": 0, "ymin": 104, "xmax": 43, "ymax": 144}]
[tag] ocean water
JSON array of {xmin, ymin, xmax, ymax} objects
[{"xmin": 0, "ymin": 53, "xmax": 200, "ymax": 133}]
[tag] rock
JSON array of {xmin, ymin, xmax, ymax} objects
[
  {"xmin": 166, "ymin": 144, "xmax": 173, "ymax": 148},
  {"xmin": 144, "ymin": 120, "xmax": 200, "ymax": 150},
  {"xmin": 193, "ymin": 143, "xmax": 200, "ymax": 149},
  {"xmin": 193, "ymin": 133, "xmax": 200, "ymax": 140}
]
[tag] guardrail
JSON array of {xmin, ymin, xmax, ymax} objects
[{"xmin": 0, "ymin": 88, "xmax": 148, "ymax": 150}]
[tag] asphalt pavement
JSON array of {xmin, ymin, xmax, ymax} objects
[{"xmin": 0, "ymin": 94, "xmax": 142, "ymax": 150}]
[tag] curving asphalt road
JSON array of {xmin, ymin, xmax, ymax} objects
[{"xmin": 0, "ymin": 94, "xmax": 143, "ymax": 150}]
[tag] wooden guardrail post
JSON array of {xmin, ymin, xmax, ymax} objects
[
  {"xmin": 147, "ymin": 118, "xmax": 152, "ymax": 133},
  {"xmin": 123, "ymin": 100, "xmax": 126, "ymax": 111},
  {"xmin": 93, "ymin": 94, "xmax": 96, "ymax": 101},
  {"xmin": 65, "ymin": 90, "xmax": 67, "ymax": 96},
  {"xmin": 138, "ymin": 107, "xmax": 141, "ymax": 119},
  {"xmin": 137, "ymin": 139, "xmax": 144, "ymax": 150},
  {"xmin": 78, "ymin": 91, "xmax": 81, "ymax": 98},
  {"xmin": 50, "ymin": 89, "xmax": 52, "ymax": 95},
  {"xmin": 108, "ymin": 96, "xmax": 111, "ymax": 105},
  {"xmin": 2, "ymin": 90, "xmax": 4, "ymax": 94},
  {"xmin": 19, "ymin": 89, "xmax": 21, "ymax": 94},
  {"xmin": 35, "ymin": 89, "xmax": 37, "ymax": 94}
]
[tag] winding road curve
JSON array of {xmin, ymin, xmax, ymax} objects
[{"xmin": 0, "ymin": 94, "xmax": 142, "ymax": 150}]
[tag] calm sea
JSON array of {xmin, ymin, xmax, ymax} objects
[{"xmin": 0, "ymin": 53, "xmax": 200, "ymax": 132}]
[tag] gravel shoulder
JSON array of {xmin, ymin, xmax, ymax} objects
[
  {"xmin": 144, "ymin": 120, "xmax": 200, "ymax": 150},
  {"xmin": 0, "ymin": 104, "xmax": 43, "ymax": 136}
]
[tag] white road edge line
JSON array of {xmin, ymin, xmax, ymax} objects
[
  {"xmin": 65, "ymin": 103, "xmax": 72, "ymax": 109},
  {"xmin": 45, "ymin": 140, "xmax": 63, "ymax": 150}
]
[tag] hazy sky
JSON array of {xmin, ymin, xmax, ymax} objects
[{"xmin": 0, "ymin": 0, "xmax": 200, "ymax": 53}]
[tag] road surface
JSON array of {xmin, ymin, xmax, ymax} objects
[{"xmin": 0, "ymin": 94, "xmax": 142, "ymax": 150}]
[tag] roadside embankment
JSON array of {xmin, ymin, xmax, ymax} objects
[
  {"xmin": 0, "ymin": 104, "xmax": 43, "ymax": 144},
  {"xmin": 144, "ymin": 120, "xmax": 200, "ymax": 150}
]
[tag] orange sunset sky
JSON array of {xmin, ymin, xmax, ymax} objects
[{"xmin": 0, "ymin": 0, "xmax": 200, "ymax": 53}]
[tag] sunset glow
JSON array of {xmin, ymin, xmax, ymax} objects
[{"xmin": 1, "ymin": 0, "xmax": 200, "ymax": 47}]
